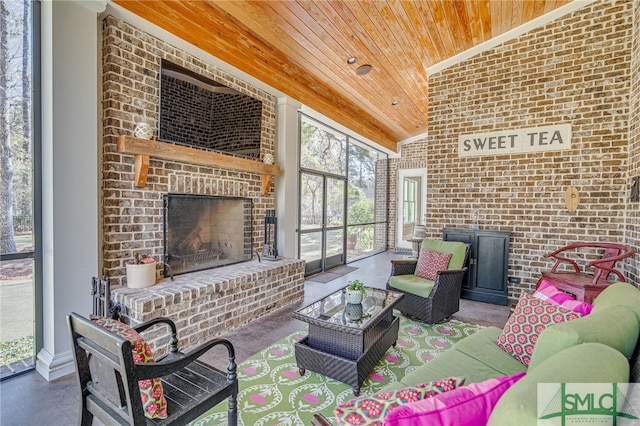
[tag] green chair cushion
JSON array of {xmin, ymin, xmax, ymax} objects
[
  {"xmin": 528, "ymin": 305, "xmax": 639, "ymax": 370},
  {"xmin": 488, "ymin": 343, "xmax": 630, "ymax": 426},
  {"xmin": 419, "ymin": 239, "xmax": 468, "ymax": 270},
  {"xmin": 389, "ymin": 240, "xmax": 467, "ymax": 298},
  {"xmin": 389, "ymin": 274, "xmax": 435, "ymax": 298},
  {"xmin": 454, "ymin": 327, "xmax": 529, "ymax": 376}
]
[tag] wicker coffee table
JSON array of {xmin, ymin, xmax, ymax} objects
[{"xmin": 292, "ymin": 286, "xmax": 403, "ymax": 395}]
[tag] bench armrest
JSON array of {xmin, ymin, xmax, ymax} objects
[
  {"xmin": 133, "ymin": 317, "xmax": 179, "ymax": 354},
  {"xmin": 132, "ymin": 338, "xmax": 237, "ymax": 381}
]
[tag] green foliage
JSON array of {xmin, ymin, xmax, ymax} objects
[
  {"xmin": 0, "ymin": 335, "xmax": 34, "ymax": 366},
  {"xmin": 347, "ymin": 187, "xmax": 375, "ymax": 249},
  {"xmin": 348, "ymin": 198, "xmax": 374, "ymax": 225},
  {"xmin": 347, "ymin": 279, "xmax": 366, "ymax": 295}
]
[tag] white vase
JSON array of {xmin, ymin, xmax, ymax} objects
[
  {"xmin": 346, "ymin": 290, "xmax": 363, "ymax": 304},
  {"xmin": 126, "ymin": 263, "xmax": 156, "ymax": 288},
  {"xmin": 263, "ymin": 153, "xmax": 274, "ymax": 164}
]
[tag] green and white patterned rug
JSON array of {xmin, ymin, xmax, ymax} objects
[{"xmin": 189, "ymin": 315, "xmax": 483, "ymax": 426}]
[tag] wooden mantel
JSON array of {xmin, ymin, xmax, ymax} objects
[{"xmin": 117, "ymin": 135, "xmax": 281, "ymax": 195}]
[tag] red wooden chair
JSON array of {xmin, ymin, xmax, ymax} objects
[{"xmin": 536, "ymin": 242, "xmax": 635, "ymax": 303}]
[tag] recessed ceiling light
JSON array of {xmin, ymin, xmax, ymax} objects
[
  {"xmin": 355, "ymin": 64, "xmax": 372, "ymax": 76},
  {"xmin": 347, "ymin": 57, "xmax": 357, "ymax": 64},
  {"xmin": 392, "ymin": 100, "xmax": 400, "ymax": 105}
]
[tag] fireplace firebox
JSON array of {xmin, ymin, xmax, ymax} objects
[{"xmin": 163, "ymin": 194, "xmax": 253, "ymax": 276}]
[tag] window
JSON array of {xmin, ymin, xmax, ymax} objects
[
  {"xmin": 403, "ymin": 178, "xmax": 417, "ymax": 224},
  {"xmin": 298, "ymin": 113, "xmax": 388, "ymax": 272},
  {"xmin": 0, "ymin": 0, "xmax": 39, "ymax": 380}
]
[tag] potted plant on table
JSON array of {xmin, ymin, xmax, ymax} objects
[{"xmin": 345, "ymin": 279, "xmax": 367, "ymax": 305}]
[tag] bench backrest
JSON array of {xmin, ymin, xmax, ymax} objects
[{"xmin": 67, "ymin": 312, "xmax": 148, "ymax": 423}]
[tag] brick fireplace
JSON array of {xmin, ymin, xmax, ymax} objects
[
  {"xmin": 102, "ymin": 14, "xmax": 277, "ymax": 285},
  {"xmin": 164, "ymin": 194, "xmax": 254, "ymax": 276},
  {"xmin": 102, "ymin": 15, "xmax": 304, "ymax": 348}
]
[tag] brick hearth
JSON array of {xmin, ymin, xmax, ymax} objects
[{"xmin": 111, "ymin": 258, "xmax": 305, "ymax": 354}]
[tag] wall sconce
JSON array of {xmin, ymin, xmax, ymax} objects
[{"xmin": 565, "ymin": 186, "xmax": 579, "ymax": 212}]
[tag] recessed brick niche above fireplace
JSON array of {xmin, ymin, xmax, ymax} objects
[{"xmin": 164, "ymin": 194, "xmax": 253, "ymax": 276}]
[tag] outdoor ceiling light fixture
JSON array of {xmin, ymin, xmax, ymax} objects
[
  {"xmin": 355, "ymin": 64, "xmax": 372, "ymax": 76},
  {"xmin": 347, "ymin": 56, "xmax": 357, "ymax": 64},
  {"xmin": 392, "ymin": 100, "xmax": 400, "ymax": 105}
]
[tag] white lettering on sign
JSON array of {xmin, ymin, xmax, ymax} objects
[{"xmin": 458, "ymin": 124, "xmax": 571, "ymax": 158}]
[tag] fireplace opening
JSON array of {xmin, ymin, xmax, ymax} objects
[{"xmin": 163, "ymin": 194, "xmax": 253, "ymax": 276}]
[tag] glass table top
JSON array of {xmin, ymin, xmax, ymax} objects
[{"xmin": 293, "ymin": 286, "xmax": 402, "ymax": 329}]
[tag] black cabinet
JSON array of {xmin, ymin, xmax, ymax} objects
[{"xmin": 443, "ymin": 228, "xmax": 510, "ymax": 306}]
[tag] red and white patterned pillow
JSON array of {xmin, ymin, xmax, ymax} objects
[
  {"xmin": 91, "ymin": 316, "xmax": 168, "ymax": 419},
  {"xmin": 494, "ymin": 293, "xmax": 582, "ymax": 366},
  {"xmin": 333, "ymin": 376, "xmax": 465, "ymax": 425},
  {"xmin": 415, "ymin": 249, "xmax": 453, "ymax": 280}
]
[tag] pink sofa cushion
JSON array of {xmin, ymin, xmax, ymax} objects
[
  {"xmin": 382, "ymin": 372, "xmax": 526, "ymax": 426},
  {"xmin": 533, "ymin": 279, "xmax": 593, "ymax": 316}
]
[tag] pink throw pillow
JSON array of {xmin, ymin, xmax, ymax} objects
[
  {"xmin": 334, "ymin": 377, "xmax": 465, "ymax": 425},
  {"xmin": 534, "ymin": 280, "xmax": 593, "ymax": 316},
  {"xmin": 91, "ymin": 316, "xmax": 168, "ymax": 419},
  {"xmin": 495, "ymin": 293, "xmax": 582, "ymax": 366},
  {"xmin": 416, "ymin": 249, "xmax": 453, "ymax": 280},
  {"xmin": 382, "ymin": 372, "xmax": 526, "ymax": 426}
]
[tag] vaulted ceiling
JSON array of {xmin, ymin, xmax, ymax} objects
[{"xmin": 113, "ymin": 0, "xmax": 573, "ymax": 152}]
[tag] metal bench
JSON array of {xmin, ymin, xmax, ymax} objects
[{"xmin": 67, "ymin": 312, "xmax": 238, "ymax": 425}]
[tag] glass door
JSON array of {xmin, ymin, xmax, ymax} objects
[
  {"xmin": 324, "ymin": 177, "xmax": 345, "ymax": 270},
  {"xmin": 396, "ymin": 169, "xmax": 427, "ymax": 250},
  {"xmin": 298, "ymin": 115, "xmax": 347, "ymax": 276},
  {"xmin": 299, "ymin": 173, "xmax": 346, "ymax": 275},
  {"xmin": 299, "ymin": 173, "xmax": 324, "ymax": 275}
]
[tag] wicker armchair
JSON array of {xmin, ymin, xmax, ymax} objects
[{"xmin": 387, "ymin": 239, "xmax": 470, "ymax": 323}]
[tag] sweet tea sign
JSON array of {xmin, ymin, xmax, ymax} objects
[{"xmin": 458, "ymin": 124, "xmax": 571, "ymax": 158}]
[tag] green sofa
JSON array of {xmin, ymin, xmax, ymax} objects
[{"xmin": 377, "ymin": 281, "xmax": 640, "ymax": 425}]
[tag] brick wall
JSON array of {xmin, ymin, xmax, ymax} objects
[
  {"xmin": 391, "ymin": 0, "xmax": 635, "ymax": 303},
  {"xmin": 159, "ymin": 73, "xmax": 263, "ymax": 157},
  {"xmin": 101, "ymin": 16, "xmax": 277, "ymax": 286},
  {"xmin": 628, "ymin": 1, "xmax": 640, "ymax": 285}
]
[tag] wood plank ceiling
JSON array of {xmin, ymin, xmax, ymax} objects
[{"xmin": 113, "ymin": 0, "xmax": 572, "ymax": 153}]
